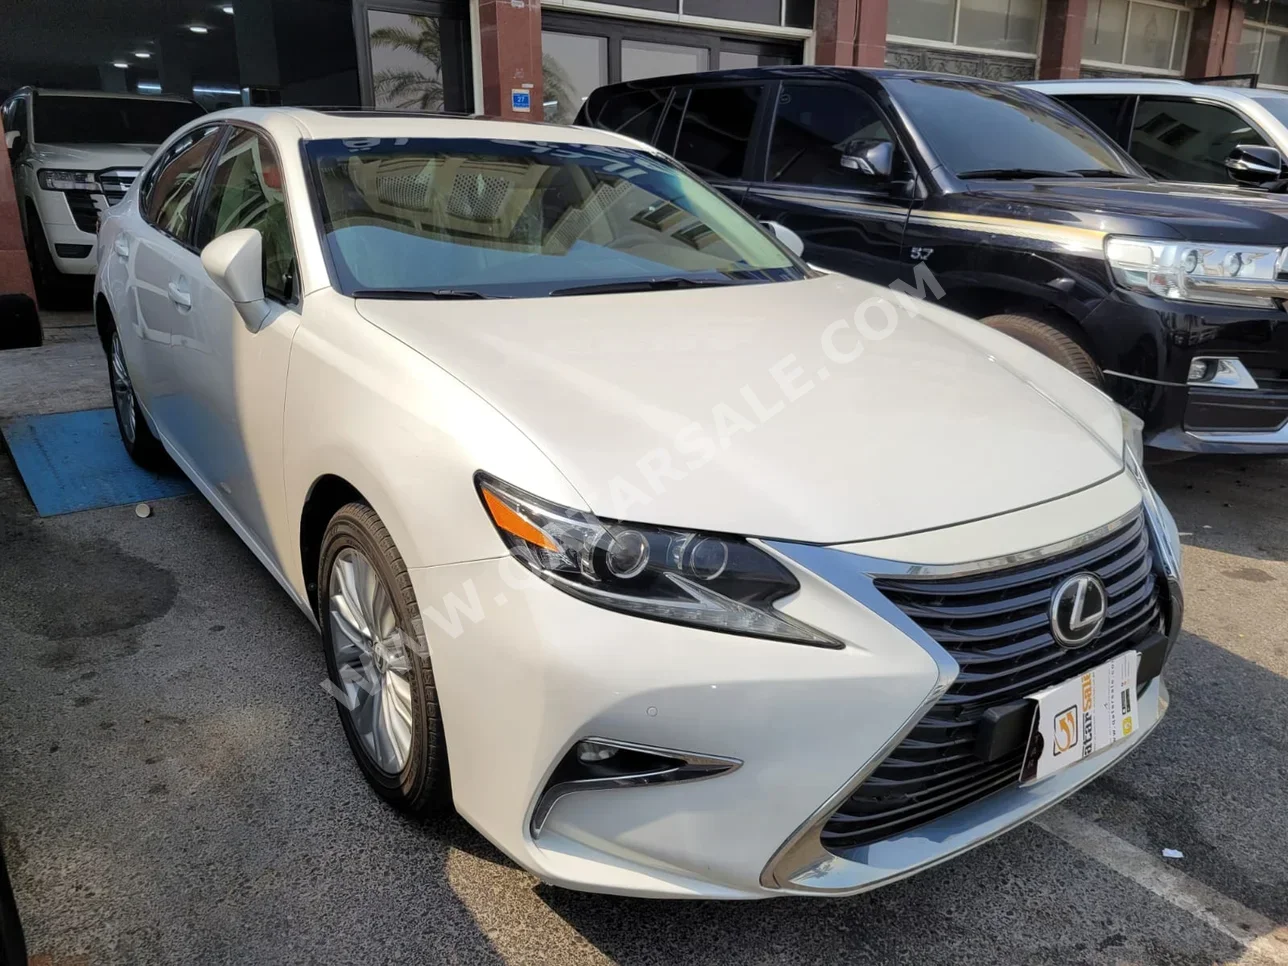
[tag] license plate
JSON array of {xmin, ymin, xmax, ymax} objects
[{"xmin": 1020, "ymin": 651, "xmax": 1139, "ymax": 785}]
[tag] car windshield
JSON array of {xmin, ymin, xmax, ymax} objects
[
  {"xmin": 886, "ymin": 78, "xmax": 1139, "ymax": 180},
  {"xmin": 32, "ymin": 93, "xmax": 205, "ymax": 145},
  {"xmin": 305, "ymin": 138, "xmax": 806, "ymax": 299}
]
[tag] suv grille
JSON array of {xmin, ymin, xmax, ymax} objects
[
  {"xmin": 97, "ymin": 169, "xmax": 138, "ymax": 204},
  {"xmin": 65, "ymin": 191, "xmax": 100, "ymax": 233},
  {"xmin": 820, "ymin": 513, "xmax": 1161, "ymax": 853}
]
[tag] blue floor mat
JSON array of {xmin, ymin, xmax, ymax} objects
[{"xmin": 2, "ymin": 408, "xmax": 194, "ymax": 517}]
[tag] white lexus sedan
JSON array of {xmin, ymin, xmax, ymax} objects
[{"xmin": 94, "ymin": 108, "xmax": 1183, "ymax": 900}]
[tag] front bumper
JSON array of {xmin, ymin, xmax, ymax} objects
[
  {"xmin": 1083, "ymin": 294, "xmax": 1288, "ymax": 453},
  {"xmin": 33, "ymin": 188, "xmax": 102, "ymax": 275},
  {"xmin": 410, "ymin": 472, "xmax": 1177, "ymax": 899}
]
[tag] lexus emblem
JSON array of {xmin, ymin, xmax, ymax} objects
[{"xmin": 1049, "ymin": 573, "xmax": 1107, "ymax": 648}]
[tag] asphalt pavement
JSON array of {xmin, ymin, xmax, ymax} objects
[{"xmin": 1, "ymin": 319, "xmax": 1286, "ymax": 965}]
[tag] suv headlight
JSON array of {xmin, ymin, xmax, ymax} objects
[
  {"xmin": 1106, "ymin": 236, "xmax": 1286, "ymax": 309},
  {"xmin": 37, "ymin": 169, "xmax": 99, "ymax": 192},
  {"xmin": 477, "ymin": 474, "xmax": 839, "ymax": 647},
  {"xmin": 1119, "ymin": 407, "xmax": 1182, "ymax": 582}
]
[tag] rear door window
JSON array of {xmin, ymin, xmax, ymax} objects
[
  {"xmin": 1058, "ymin": 94, "xmax": 1134, "ymax": 146},
  {"xmin": 768, "ymin": 82, "xmax": 899, "ymax": 189},
  {"xmin": 1129, "ymin": 97, "xmax": 1268, "ymax": 183},
  {"xmin": 671, "ymin": 84, "xmax": 763, "ymax": 181}
]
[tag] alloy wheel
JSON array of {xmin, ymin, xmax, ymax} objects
[
  {"xmin": 328, "ymin": 547, "xmax": 415, "ymax": 775},
  {"xmin": 110, "ymin": 332, "xmax": 136, "ymax": 444}
]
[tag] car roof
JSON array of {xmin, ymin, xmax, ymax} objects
[
  {"xmin": 586, "ymin": 64, "xmax": 1016, "ymax": 90},
  {"xmin": 200, "ymin": 106, "xmax": 658, "ymax": 149},
  {"xmin": 1022, "ymin": 78, "xmax": 1265, "ymax": 105}
]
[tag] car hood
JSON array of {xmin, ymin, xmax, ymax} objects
[
  {"xmin": 356, "ymin": 275, "xmax": 1123, "ymax": 544},
  {"xmin": 29, "ymin": 142, "xmax": 156, "ymax": 171},
  {"xmin": 961, "ymin": 179, "xmax": 1288, "ymax": 244}
]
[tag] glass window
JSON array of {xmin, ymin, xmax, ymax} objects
[
  {"xmin": 621, "ymin": 39, "xmax": 709, "ymax": 82},
  {"xmin": 195, "ymin": 128, "xmax": 296, "ymax": 302},
  {"xmin": 685, "ymin": 0, "xmax": 779, "ymax": 24},
  {"xmin": 768, "ymin": 83, "xmax": 897, "ymax": 188},
  {"xmin": 591, "ymin": 88, "xmax": 670, "ymax": 142},
  {"xmin": 1123, "ymin": 3, "xmax": 1178, "ymax": 70},
  {"xmin": 1058, "ymin": 95, "xmax": 1132, "ymax": 143},
  {"xmin": 785, "ymin": 0, "xmax": 816, "ymax": 28},
  {"xmin": 305, "ymin": 137, "xmax": 804, "ymax": 298},
  {"xmin": 1083, "ymin": 0, "xmax": 1189, "ymax": 70},
  {"xmin": 543, "ymin": 31, "xmax": 609, "ymax": 125},
  {"xmin": 957, "ymin": 0, "xmax": 1041, "ymax": 53},
  {"xmin": 366, "ymin": 9, "xmax": 472, "ymax": 112},
  {"xmin": 888, "ymin": 78, "xmax": 1135, "ymax": 178},
  {"xmin": 673, "ymin": 85, "xmax": 762, "ymax": 180},
  {"xmin": 890, "ymin": 0, "xmax": 1040, "ymax": 52},
  {"xmin": 144, "ymin": 125, "xmax": 223, "ymax": 241},
  {"xmin": 31, "ymin": 94, "xmax": 203, "ymax": 146},
  {"xmin": 1129, "ymin": 98, "xmax": 1268, "ymax": 183},
  {"xmin": 1238, "ymin": 26, "xmax": 1264, "ymax": 75}
]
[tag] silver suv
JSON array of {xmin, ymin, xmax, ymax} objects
[{"xmin": 1023, "ymin": 78, "xmax": 1288, "ymax": 189}]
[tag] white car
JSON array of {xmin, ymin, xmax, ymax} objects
[
  {"xmin": 94, "ymin": 107, "xmax": 1184, "ymax": 900},
  {"xmin": 2, "ymin": 88, "xmax": 203, "ymax": 299}
]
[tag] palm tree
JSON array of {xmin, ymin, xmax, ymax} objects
[
  {"xmin": 542, "ymin": 55, "xmax": 579, "ymax": 124},
  {"xmin": 370, "ymin": 15, "xmax": 445, "ymax": 111}
]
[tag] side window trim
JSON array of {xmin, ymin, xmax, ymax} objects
[
  {"xmin": 762, "ymin": 79, "xmax": 909, "ymax": 199},
  {"xmin": 187, "ymin": 124, "xmax": 233, "ymax": 251}
]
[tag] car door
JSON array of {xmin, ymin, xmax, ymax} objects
[
  {"xmin": 656, "ymin": 82, "xmax": 768, "ymax": 207},
  {"xmin": 740, "ymin": 80, "xmax": 913, "ymax": 285},
  {"xmin": 172, "ymin": 124, "xmax": 303, "ymax": 566},
  {"xmin": 1128, "ymin": 96, "xmax": 1272, "ymax": 184},
  {"xmin": 126, "ymin": 123, "xmax": 224, "ymax": 424}
]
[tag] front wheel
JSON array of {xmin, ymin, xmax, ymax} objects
[
  {"xmin": 979, "ymin": 313, "xmax": 1103, "ymax": 387},
  {"xmin": 319, "ymin": 503, "xmax": 451, "ymax": 816}
]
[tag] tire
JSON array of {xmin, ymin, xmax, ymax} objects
[
  {"xmin": 25, "ymin": 212, "xmax": 63, "ymax": 309},
  {"xmin": 319, "ymin": 502, "xmax": 451, "ymax": 816},
  {"xmin": 979, "ymin": 313, "xmax": 1103, "ymax": 387},
  {"xmin": 106, "ymin": 326, "xmax": 167, "ymax": 468},
  {"xmin": 0, "ymin": 294, "xmax": 42, "ymax": 350}
]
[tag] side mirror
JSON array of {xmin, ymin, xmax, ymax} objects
[
  {"xmin": 840, "ymin": 139, "xmax": 894, "ymax": 179},
  {"xmin": 201, "ymin": 228, "xmax": 270, "ymax": 331},
  {"xmin": 762, "ymin": 220, "xmax": 805, "ymax": 258},
  {"xmin": 1224, "ymin": 144, "xmax": 1283, "ymax": 186},
  {"xmin": 4, "ymin": 130, "xmax": 20, "ymax": 152}
]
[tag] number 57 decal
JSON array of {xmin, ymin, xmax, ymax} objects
[{"xmin": 909, "ymin": 247, "xmax": 934, "ymax": 261}]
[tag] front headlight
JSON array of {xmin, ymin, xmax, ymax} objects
[
  {"xmin": 1105, "ymin": 236, "xmax": 1286, "ymax": 309},
  {"xmin": 37, "ymin": 169, "xmax": 100, "ymax": 192},
  {"xmin": 476, "ymin": 474, "xmax": 840, "ymax": 647},
  {"xmin": 1119, "ymin": 414, "xmax": 1182, "ymax": 583}
]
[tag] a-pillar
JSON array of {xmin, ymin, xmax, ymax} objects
[
  {"xmin": 1038, "ymin": 0, "xmax": 1088, "ymax": 79},
  {"xmin": 474, "ymin": 0, "xmax": 544, "ymax": 120},
  {"xmin": 1185, "ymin": 0, "xmax": 1245, "ymax": 78},
  {"xmin": 813, "ymin": 0, "xmax": 888, "ymax": 68}
]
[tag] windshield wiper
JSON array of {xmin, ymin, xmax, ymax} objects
[
  {"xmin": 1070, "ymin": 168, "xmax": 1135, "ymax": 178},
  {"xmin": 550, "ymin": 277, "xmax": 737, "ymax": 297},
  {"xmin": 957, "ymin": 168, "xmax": 1086, "ymax": 180},
  {"xmin": 351, "ymin": 288, "xmax": 503, "ymax": 300}
]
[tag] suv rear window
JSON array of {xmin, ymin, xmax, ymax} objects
[
  {"xmin": 672, "ymin": 85, "xmax": 762, "ymax": 180},
  {"xmin": 585, "ymin": 88, "xmax": 669, "ymax": 143}
]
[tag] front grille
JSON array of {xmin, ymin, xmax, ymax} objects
[
  {"xmin": 821, "ymin": 513, "xmax": 1162, "ymax": 853},
  {"xmin": 64, "ymin": 190, "xmax": 99, "ymax": 233},
  {"xmin": 97, "ymin": 169, "xmax": 137, "ymax": 205}
]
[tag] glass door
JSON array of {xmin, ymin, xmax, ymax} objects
[{"xmin": 355, "ymin": 0, "xmax": 473, "ymax": 112}]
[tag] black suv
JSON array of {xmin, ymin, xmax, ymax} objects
[{"xmin": 578, "ymin": 67, "xmax": 1288, "ymax": 455}]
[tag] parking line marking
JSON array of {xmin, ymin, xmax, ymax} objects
[{"xmin": 1036, "ymin": 807, "xmax": 1288, "ymax": 963}]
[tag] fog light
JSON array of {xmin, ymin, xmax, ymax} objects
[
  {"xmin": 576, "ymin": 740, "xmax": 618, "ymax": 763},
  {"xmin": 1188, "ymin": 359, "xmax": 1212, "ymax": 383}
]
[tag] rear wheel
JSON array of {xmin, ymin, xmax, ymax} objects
[
  {"xmin": 108, "ymin": 328, "xmax": 167, "ymax": 468},
  {"xmin": 319, "ymin": 502, "xmax": 451, "ymax": 816},
  {"xmin": 979, "ymin": 313, "xmax": 1103, "ymax": 387}
]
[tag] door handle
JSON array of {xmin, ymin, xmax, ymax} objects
[
  {"xmin": 167, "ymin": 281, "xmax": 192, "ymax": 309},
  {"xmin": 113, "ymin": 236, "xmax": 129, "ymax": 258}
]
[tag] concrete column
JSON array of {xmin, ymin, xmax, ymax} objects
[
  {"xmin": 475, "ymin": 0, "xmax": 544, "ymax": 121},
  {"xmin": 814, "ymin": 0, "xmax": 887, "ymax": 68},
  {"xmin": 98, "ymin": 65, "xmax": 128, "ymax": 93},
  {"xmin": 233, "ymin": 0, "xmax": 281, "ymax": 91},
  {"xmin": 0, "ymin": 117, "xmax": 37, "ymax": 301},
  {"xmin": 1185, "ymin": 0, "xmax": 1245, "ymax": 78},
  {"xmin": 158, "ymin": 36, "xmax": 194, "ymax": 97},
  {"xmin": 1037, "ymin": 0, "xmax": 1088, "ymax": 79}
]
